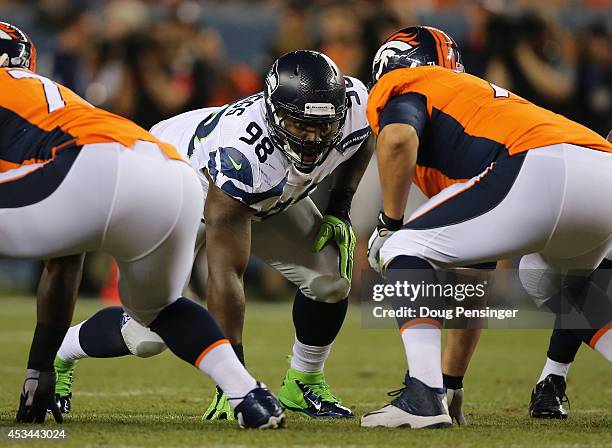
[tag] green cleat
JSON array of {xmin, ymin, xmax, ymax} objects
[
  {"xmin": 202, "ymin": 386, "xmax": 235, "ymax": 421},
  {"xmin": 278, "ymin": 367, "xmax": 353, "ymax": 418},
  {"xmin": 54, "ymin": 356, "xmax": 76, "ymax": 414}
]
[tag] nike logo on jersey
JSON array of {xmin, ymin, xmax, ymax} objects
[{"xmin": 228, "ymin": 154, "xmax": 242, "ymax": 170}]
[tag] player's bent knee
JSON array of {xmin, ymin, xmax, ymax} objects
[
  {"xmin": 308, "ymin": 275, "xmax": 351, "ymax": 303},
  {"xmin": 121, "ymin": 316, "xmax": 167, "ymax": 358}
]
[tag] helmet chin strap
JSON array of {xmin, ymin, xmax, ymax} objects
[{"xmin": 0, "ymin": 53, "xmax": 9, "ymax": 67}]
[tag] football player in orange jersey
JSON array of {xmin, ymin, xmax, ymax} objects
[
  {"xmin": 529, "ymin": 132, "xmax": 612, "ymax": 420},
  {"xmin": 362, "ymin": 26, "xmax": 612, "ymax": 429},
  {"xmin": 0, "ymin": 22, "xmax": 284, "ymax": 428}
]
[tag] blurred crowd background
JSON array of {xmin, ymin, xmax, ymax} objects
[{"xmin": 0, "ymin": 0, "xmax": 610, "ymax": 302}]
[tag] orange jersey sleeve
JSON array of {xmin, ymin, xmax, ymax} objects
[
  {"xmin": 0, "ymin": 68, "xmax": 183, "ymax": 165},
  {"xmin": 367, "ymin": 66, "xmax": 612, "ymax": 155}
]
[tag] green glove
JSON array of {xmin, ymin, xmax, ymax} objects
[{"xmin": 312, "ymin": 214, "xmax": 356, "ymax": 282}]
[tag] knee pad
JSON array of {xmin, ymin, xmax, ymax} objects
[
  {"xmin": 308, "ymin": 275, "xmax": 351, "ymax": 303},
  {"xmin": 121, "ymin": 314, "xmax": 167, "ymax": 358},
  {"xmin": 518, "ymin": 269, "xmax": 555, "ymax": 303},
  {"xmin": 518, "ymin": 255, "xmax": 562, "ymax": 304}
]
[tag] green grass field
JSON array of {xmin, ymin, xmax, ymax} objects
[{"xmin": 1, "ymin": 297, "xmax": 610, "ymax": 447}]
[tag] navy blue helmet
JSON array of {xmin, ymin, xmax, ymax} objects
[{"xmin": 264, "ymin": 51, "xmax": 347, "ymax": 173}]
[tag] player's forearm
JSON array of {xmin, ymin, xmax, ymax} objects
[
  {"xmin": 29, "ymin": 254, "xmax": 85, "ymax": 371},
  {"xmin": 376, "ymin": 124, "xmax": 418, "ymax": 220},
  {"xmin": 206, "ymin": 273, "xmax": 246, "ymax": 344},
  {"xmin": 326, "ymin": 135, "xmax": 375, "ymax": 218},
  {"xmin": 36, "ymin": 254, "xmax": 85, "ymax": 328},
  {"xmin": 329, "ymin": 134, "xmax": 375, "ymax": 197},
  {"xmin": 203, "ymin": 181, "xmax": 253, "ymax": 345},
  {"xmin": 204, "ymin": 238, "xmax": 249, "ymax": 344}
]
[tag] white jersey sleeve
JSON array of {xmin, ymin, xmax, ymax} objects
[{"xmin": 336, "ymin": 76, "xmax": 371, "ymax": 156}]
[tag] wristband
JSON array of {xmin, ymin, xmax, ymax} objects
[
  {"xmin": 325, "ymin": 188, "xmax": 354, "ymax": 221},
  {"xmin": 377, "ymin": 211, "xmax": 404, "ymax": 231}
]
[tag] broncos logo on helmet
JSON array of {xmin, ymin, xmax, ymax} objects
[
  {"xmin": 372, "ymin": 39, "xmax": 420, "ymax": 82},
  {"xmin": 0, "ymin": 22, "xmax": 37, "ymax": 72},
  {"xmin": 371, "ymin": 26, "xmax": 463, "ymax": 84}
]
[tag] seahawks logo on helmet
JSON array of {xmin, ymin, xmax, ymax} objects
[{"xmin": 266, "ymin": 61, "xmax": 279, "ymax": 94}]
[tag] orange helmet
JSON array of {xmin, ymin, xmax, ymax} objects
[{"xmin": 0, "ymin": 22, "xmax": 36, "ymax": 71}]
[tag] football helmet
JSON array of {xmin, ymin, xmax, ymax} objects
[
  {"xmin": 264, "ymin": 50, "xmax": 347, "ymax": 173},
  {"xmin": 371, "ymin": 26, "xmax": 463, "ymax": 84},
  {"xmin": 0, "ymin": 22, "xmax": 36, "ymax": 71}
]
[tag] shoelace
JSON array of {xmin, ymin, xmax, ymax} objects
[
  {"xmin": 55, "ymin": 370, "xmax": 73, "ymax": 396},
  {"xmin": 387, "ymin": 386, "xmax": 407, "ymax": 398},
  {"xmin": 553, "ymin": 381, "xmax": 571, "ymax": 409},
  {"xmin": 304, "ymin": 381, "xmax": 339, "ymax": 403},
  {"xmin": 561, "ymin": 394, "xmax": 571, "ymax": 409}
]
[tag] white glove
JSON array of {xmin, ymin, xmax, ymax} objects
[
  {"xmin": 446, "ymin": 387, "xmax": 467, "ymax": 426},
  {"xmin": 367, "ymin": 211, "xmax": 404, "ymax": 273}
]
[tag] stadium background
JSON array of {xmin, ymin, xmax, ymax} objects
[{"xmin": 0, "ymin": 0, "xmax": 609, "ymax": 302}]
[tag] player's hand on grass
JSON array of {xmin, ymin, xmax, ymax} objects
[
  {"xmin": 203, "ymin": 386, "xmax": 235, "ymax": 421},
  {"xmin": 446, "ymin": 388, "xmax": 467, "ymax": 426},
  {"xmin": 367, "ymin": 211, "xmax": 404, "ymax": 274},
  {"xmin": 312, "ymin": 214, "xmax": 356, "ymax": 282},
  {"xmin": 16, "ymin": 369, "xmax": 63, "ymax": 424}
]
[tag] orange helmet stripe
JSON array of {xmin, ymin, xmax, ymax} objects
[
  {"xmin": 29, "ymin": 39, "xmax": 37, "ymax": 72},
  {"xmin": 439, "ymin": 28, "xmax": 456, "ymax": 69},
  {"xmin": 428, "ymin": 27, "xmax": 457, "ymax": 70},
  {"xmin": 427, "ymin": 28, "xmax": 447, "ymax": 68},
  {"xmin": 386, "ymin": 31, "xmax": 420, "ymax": 46}
]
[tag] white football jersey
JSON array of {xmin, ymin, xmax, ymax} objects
[{"xmin": 150, "ymin": 76, "xmax": 370, "ymax": 220}]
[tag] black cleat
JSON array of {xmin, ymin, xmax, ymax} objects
[
  {"xmin": 232, "ymin": 383, "xmax": 286, "ymax": 429},
  {"xmin": 529, "ymin": 374, "xmax": 569, "ymax": 419},
  {"xmin": 55, "ymin": 393, "xmax": 71, "ymax": 414}
]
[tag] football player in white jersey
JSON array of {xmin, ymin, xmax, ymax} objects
[{"xmin": 50, "ymin": 51, "xmax": 374, "ymax": 419}]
